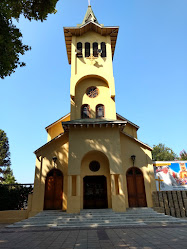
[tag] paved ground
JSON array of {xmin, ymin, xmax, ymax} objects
[{"xmin": 0, "ymin": 224, "xmax": 187, "ymax": 249}]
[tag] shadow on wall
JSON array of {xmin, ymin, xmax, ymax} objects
[
  {"xmin": 35, "ymin": 133, "xmax": 69, "ymax": 184},
  {"xmin": 81, "ymin": 150, "xmax": 110, "ymax": 171},
  {"xmin": 86, "ymin": 138, "xmax": 121, "ymax": 166},
  {"xmin": 94, "ymin": 61, "xmax": 103, "ymax": 68}
]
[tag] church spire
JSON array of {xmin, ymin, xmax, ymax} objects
[{"xmin": 81, "ymin": 5, "xmax": 99, "ymax": 25}]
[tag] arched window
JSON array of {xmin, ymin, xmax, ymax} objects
[
  {"xmin": 81, "ymin": 104, "xmax": 90, "ymax": 119},
  {"xmin": 85, "ymin": 42, "xmax": 90, "ymax": 57},
  {"xmin": 76, "ymin": 42, "xmax": 82, "ymax": 58},
  {"xmin": 101, "ymin": 42, "xmax": 106, "ymax": 57},
  {"xmin": 93, "ymin": 42, "xmax": 98, "ymax": 57},
  {"xmin": 96, "ymin": 104, "xmax": 104, "ymax": 118}
]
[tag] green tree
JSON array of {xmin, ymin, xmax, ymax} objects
[
  {"xmin": 3, "ymin": 166, "xmax": 16, "ymax": 184},
  {"xmin": 0, "ymin": 129, "xmax": 16, "ymax": 183},
  {"xmin": 179, "ymin": 150, "xmax": 187, "ymax": 160},
  {"xmin": 0, "ymin": 0, "xmax": 59, "ymax": 79},
  {"xmin": 152, "ymin": 143, "xmax": 178, "ymax": 161}
]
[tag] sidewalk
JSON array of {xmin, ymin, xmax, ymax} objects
[{"xmin": 0, "ymin": 224, "xmax": 187, "ymax": 249}]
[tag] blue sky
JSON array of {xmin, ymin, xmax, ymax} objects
[{"xmin": 1, "ymin": 0, "xmax": 187, "ymax": 183}]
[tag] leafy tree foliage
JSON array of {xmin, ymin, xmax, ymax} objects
[
  {"xmin": 0, "ymin": 15, "xmax": 30, "ymax": 79},
  {"xmin": 179, "ymin": 149, "xmax": 187, "ymax": 160},
  {"xmin": 0, "ymin": 184, "xmax": 33, "ymax": 210},
  {"xmin": 152, "ymin": 143, "xmax": 178, "ymax": 161},
  {"xmin": 3, "ymin": 166, "xmax": 16, "ymax": 184},
  {"xmin": 0, "ymin": 129, "xmax": 11, "ymax": 167},
  {"xmin": 0, "ymin": 0, "xmax": 59, "ymax": 79},
  {"xmin": 0, "ymin": 129, "xmax": 16, "ymax": 183}
]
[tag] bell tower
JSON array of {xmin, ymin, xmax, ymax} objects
[{"xmin": 64, "ymin": 5, "xmax": 119, "ymax": 120}]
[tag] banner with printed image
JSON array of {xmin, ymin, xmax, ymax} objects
[{"xmin": 153, "ymin": 161, "xmax": 187, "ymax": 191}]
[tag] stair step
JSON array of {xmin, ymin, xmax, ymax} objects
[
  {"xmin": 18, "ymin": 216, "xmax": 181, "ymax": 222},
  {"xmin": 8, "ymin": 223, "xmax": 146, "ymax": 228},
  {"xmin": 7, "ymin": 208, "xmax": 187, "ymax": 228}
]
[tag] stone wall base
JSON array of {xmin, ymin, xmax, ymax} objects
[{"xmin": 152, "ymin": 191, "xmax": 187, "ymax": 218}]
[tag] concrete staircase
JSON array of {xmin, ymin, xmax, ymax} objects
[{"xmin": 7, "ymin": 208, "xmax": 187, "ymax": 228}]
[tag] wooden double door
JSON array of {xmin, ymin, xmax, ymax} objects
[
  {"xmin": 44, "ymin": 169, "xmax": 63, "ymax": 210},
  {"xmin": 126, "ymin": 167, "xmax": 147, "ymax": 207},
  {"xmin": 83, "ymin": 176, "xmax": 108, "ymax": 209}
]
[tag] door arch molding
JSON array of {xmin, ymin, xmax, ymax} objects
[{"xmin": 126, "ymin": 167, "xmax": 147, "ymax": 207}]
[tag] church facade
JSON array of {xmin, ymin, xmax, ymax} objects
[{"xmin": 30, "ymin": 6, "xmax": 156, "ymax": 216}]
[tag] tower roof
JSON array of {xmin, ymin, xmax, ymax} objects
[{"xmin": 81, "ymin": 5, "xmax": 99, "ymax": 25}]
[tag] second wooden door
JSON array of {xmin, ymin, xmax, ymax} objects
[{"xmin": 126, "ymin": 167, "xmax": 147, "ymax": 207}]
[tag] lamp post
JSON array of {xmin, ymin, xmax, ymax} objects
[
  {"xmin": 131, "ymin": 155, "xmax": 136, "ymax": 167},
  {"xmin": 52, "ymin": 156, "xmax": 57, "ymax": 167}
]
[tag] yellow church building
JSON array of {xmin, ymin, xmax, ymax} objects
[{"xmin": 30, "ymin": 5, "xmax": 156, "ymax": 216}]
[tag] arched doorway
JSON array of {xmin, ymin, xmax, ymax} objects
[
  {"xmin": 83, "ymin": 176, "xmax": 108, "ymax": 209},
  {"xmin": 126, "ymin": 167, "xmax": 147, "ymax": 207},
  {"xmin": 44, "ymin": 169, "xmax": 63, "ymax": 210}
]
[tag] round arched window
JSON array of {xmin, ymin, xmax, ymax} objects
[
  {"xmin": 89, "ymin": 161, "xmax": 100, "ymax": 172},
  {"xmin": 86, "ymin": 86, "xmax": 99, "ymax": 98}
]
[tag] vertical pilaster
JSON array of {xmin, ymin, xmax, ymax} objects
[
  {"xmin": 67, "ymin": 175, "xmax": 81, "ymax": 213},
  {"xmin": 68, "ymin": 175, "xmax": 72, "ymax": 197},
  {"xmin": 111, "ymin": 174, "xmax": 116, "ymax": 195},
  {"xmin": 119, "ymin": 174, "xmax": 124, "ymax": 195},
  {"xmin": 76, "ymin": 175, "xmax": 81, "ymax": 196}
]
